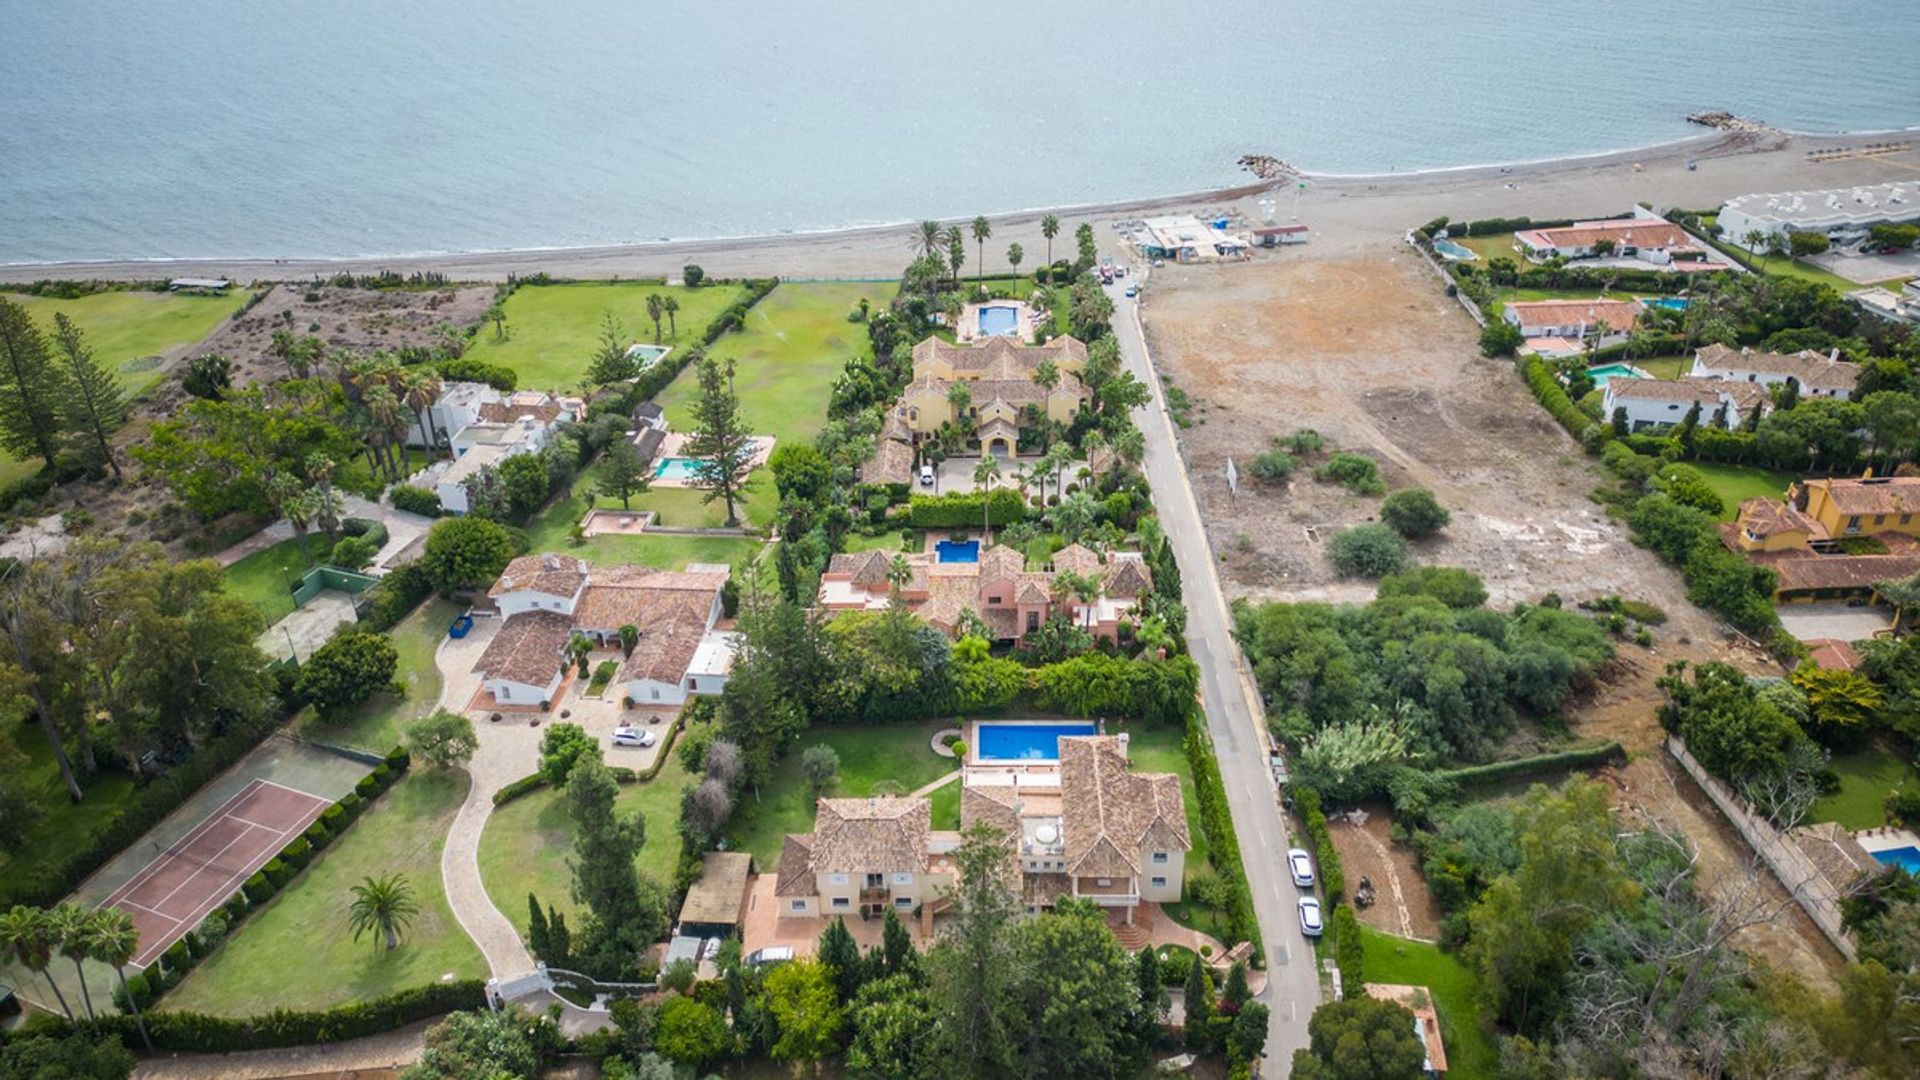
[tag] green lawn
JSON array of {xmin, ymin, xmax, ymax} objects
[
  {"xmin": 1690, "ymin": 462, "xmax": 1801, "ymax": 521},
  {"xmin": 518, "ymin": 487, "xmax": 768, "ymax": 566},
  {"xmin": 1123, "ymin": 723, "xmax": 1221, "ymax": 938},
  {"xmin": 10, "ymin": 288, "xmax": 243, "ymax": 400},
  {"xmin": 478, "ymin": 754, "xmax": 696, "ymax": 935},
  {"xmin": 1811, "ymin": 743, "xmax": 1920, "ymax": 830},
  {"xmin": 222, "ymin": 535, "xmax": 333, "ymax": 623},
  {"xmin": 1695, "ymin": 233, "xmax": 1906, "ymax": 296},
  {"xmin": 162, "ymin": 770, "xmax": 485, "ymax": 1015},
  {"xmin": 1358, "ymin": 926, "xmax": 1498, "ymax": 1080},
  {"xmin": 927, "ymin": 779, "xmax": 960, "ymax": 830},
  {"xmin": 726, "ymin": 720, "xmax": 956, "ymax": 867},
  {"xmin": 298, "ymin": 597, "xmax": 464, "ymax": 753},
  {"xmin": 1454, "ymin": 233, "xmax": 1521, "ymax": 265},
  {"xmin": 0, "ymin": 723, "xmax": 138, "ymax": 887},
  {"xmin": 463, "ymin": 282, "xmax": 746, "ymax": 393},
  {"xmin": 1631, "ymin": 355, "xmax": 1690, "ymax": 380}
]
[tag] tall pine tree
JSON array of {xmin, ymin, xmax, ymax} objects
[
  {"xmin": 818, "ymin": 916, "xmax": 865, "ymax": 1004},
  {"xmin": 51, "ymin": 313, "xmax": 127, "ymax": 478},
  {"xmin": 0, "ymin": 296, "xmax": 66, "ymax": 471},
  {"xmin": 684, "ymin": 354, "xmax": 757, "ymax": 526}
]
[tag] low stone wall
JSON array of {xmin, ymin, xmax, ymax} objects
[
  {"xmin": 1405, "ymin": 231, "xmax": 1488, "ymax": 328},
  {"xmin": 1665, "ymin": 736, "xmax": 1857, "ymax": 961}
]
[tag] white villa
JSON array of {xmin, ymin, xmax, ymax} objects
[
  {"xmin": 1718, "ymin": 183, "xmax": 1918, "ymax": 250},
  {"xmin": 1503, "ymin": 297, "xmax": 1644, "ymax": 346},
  {"xmin": 1601, "ymin": 376, "xmax": 1771, "ymax": 435},
  {"xmin": 1514, "ymin": 218, "xmax": 1702, "ymax": 265},
  {"xmin": 1687, "ymin": 343, "xmax": 1860, "ymax": 400},
  {"xmin": 405, "ymin": 383, "xmax": 581, "ymax": 514},
  {"xmin": 472, "ymin": 554, "xmax": 738, "ymax": 708}
]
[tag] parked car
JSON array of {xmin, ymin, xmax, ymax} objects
[
  {"xmin": 747, "ymin": 946, "xmax": 795, "ymax": 969},
  {"xmin": 919, "ymin": 463, "xmax": 935, "ymax": 487},
  {"xmin": 1297, "ymin": 896, "xmax": 1324, "ymax": 937},
  {"xmin": 1124, "ymin": 284, "xmax": 1138, "ymax": 298},
  {"xmin": 611, "ymin": 725, "xmax": 657, "ymax": 748},
  {"xmin": 1287, "ymin": 848, "xmax": 1315, "ymax": 888}
]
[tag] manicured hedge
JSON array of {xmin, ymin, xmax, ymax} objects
[
  {"xmin": 90, "ymin": 981, "xmax": 487, "ymax": 1052},
  {"xmin": 388, "ymin": 483, "xmax": 443, "ymax": 517},
  {"xmin": 1184, "ymin": 712, "xmax": 1264, "ymax": 965},
  {"xmin": 1293, "ymin": 784, "xmax": 1345, "ymax": 903},
  {"xmin": 1520, "ymin": 355, "xmax": 1604, "ymax": 450},
  {"xmin": 1333, "ymin": 904, "xmax": 1364, "ymax": 990},
  {"xmin": 1434, "ymin": 741, "xmax": 1624, "ymax": 788},
  {"xmin": 358, "ymin": 561, "xmax": 433, "ymax": 634},
  {"xmin": 492, "ymin": 771, "xmax": 550, "ymax": 807},
  {"xmin": 908, "ymin": 488, "xmax": 1028, "ymax": 528},
  {"xmin": 0, "ymin": 716, "xmax": 279, "ymax": 910}
]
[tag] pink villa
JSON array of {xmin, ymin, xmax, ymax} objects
[{"xmin": 816, "ymin": 542, "xmax": 1152, "ymax": 646}]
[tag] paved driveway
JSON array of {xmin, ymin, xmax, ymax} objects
[{"xmin": 1776, "ymin": 602, "xmax": 1894, "ymax": 643}]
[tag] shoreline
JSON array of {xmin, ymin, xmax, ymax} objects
[{"xmin": 2, "ymin": 125, "xmax": 1915, "ymax": 284}]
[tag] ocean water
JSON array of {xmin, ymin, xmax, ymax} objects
[{"xmin": 1, "ymin": 0, "xmax": 1915, "ymax": 263}]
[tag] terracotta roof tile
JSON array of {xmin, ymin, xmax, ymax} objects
[
  {"xmin": 1059, "ymin": 736, "xmax": 1190, "ymax": 878},
  {"xmin": 783, "ymin": 798, "xmax": 931, "ymax": 884},
  {"xmin": 489, "ymin": 553, "xmax": 589, "ymax": 599},
  {"xmin": 1694, "ymin": 343, "xmax": 1859, "ymax": 393},
  {"xmin": 472, "ymin": 610, "xmax": 573, "ymax": 688},
  {"xmin": 1808, "ymin": 476, "xmax": 1920, "ymax": 517}
]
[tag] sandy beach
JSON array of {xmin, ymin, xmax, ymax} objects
[{"xmin": 2, "ymin": 127, "xmax": 1914, "ymax": 284}]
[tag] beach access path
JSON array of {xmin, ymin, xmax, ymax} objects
[{"xmin": 1109, "ymin": 278, "xmax": 1322, "ymax": 1066}]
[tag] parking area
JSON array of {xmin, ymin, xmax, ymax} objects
[
  {"xmin": 1808, "ymin": 247, "xmax": 1920, "ymax": 285},
  {"xmin": 1776, "ymin": 601, "xmax": 1895, "ymax": 644}
]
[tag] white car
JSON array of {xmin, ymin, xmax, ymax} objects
[
  {"xmin": 747, "ymin": 946, "xmax": 794, "ymax": 969},
  {"xmin": 1298, "ymin": 896, "xmax": 1324, "ymax": 937},
  {"xmin": 919, "ymin": 463, "xmax": 935, "ymax": 487},
  {"xmin": 1287, "ymin": 848, "xmax": 1315, "ymax": 888},
  {"xmin": 610, "ymin": 725, "xmax": 657, "ymax": 748}
]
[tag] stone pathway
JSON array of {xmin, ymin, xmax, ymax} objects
[
  {"xmin": 134, "ymin": 1019, "xmax": 432, "ymax": 1078},
  {"xmin": 908, "ymin": 770, "xmax": 961, "ymax": 798}
]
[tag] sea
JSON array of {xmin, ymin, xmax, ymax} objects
[{"xmin": 1, "ymin": 0, "xmax": 1915, "ymax": 264}]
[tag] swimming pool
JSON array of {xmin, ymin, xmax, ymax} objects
[
  {"xmin": 977, "ymin": 305, "xmax": 1020, "ymax": 336},
  {"xmin": 975, "ymin": 721, "xmax": 1099, "ymax": 762},
  {"xmin": 935, "ymin": 539, "xmax": 979, "ymax": 563},
  {"xmin": 1873, "ymin": 845, "xmax": 1920, "ymax": 875},
  {"xmin": 654, "ymin": 456, "xmax": 702, "ymax": 481},
  {"xmin": 1585, "ymin": 362, "xmax": 1648, "ymax": 388},
  {"xmin": 1432, "ymin": 239, "xmax": 1477, "ymax": 261},
  {"xmin": 1645, "ymin": 297, "xmax": 1690, "ymax": 311}
]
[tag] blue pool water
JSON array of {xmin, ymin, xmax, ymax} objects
[
  {"xmin": 978, "ymin": 306, "xmax": 1020, "ymax": 336},
  {"xmin": 935, "ymin": 539, "xmax": 980, "ymax": 563},
  {"xmin": 1432, "ymin": 239, "xmax": 1477, "ymax": 261},
  {"xmin": 976, "ymin": 722, "xmax": 1100, "ymax": 762},
  {"xmin": 1645, "ymin": 297, "xmax": 1690, "ymax": 311},
  {"xmin": 654, "ymin": 457, "xmax": 702, "ymax": 481},
  {"xmin": 1585, "ymin": 362, "xmax": 1646, "ymax": 388},
  {"xmin": 1873, "ymin": 846, "xmax": 1920, "ymax": 875}
]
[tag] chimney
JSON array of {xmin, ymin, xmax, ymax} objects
[
  {"xmin": 541, "ymin": 553, "xmax": 560, "ymax": 571},
  {"xmin": 1828, "ymin": 348, "xmax": 1839, "ymax": 364}
]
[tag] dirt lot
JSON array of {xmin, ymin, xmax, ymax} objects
[
  {"xmin": 1144, "ymin": 243, "xmax": 1841, "ymax": 986},
  {"xmin": 1325, "ymin": 804, "xmax": 1443, "ymax": 941}
]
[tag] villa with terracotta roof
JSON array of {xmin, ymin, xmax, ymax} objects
[
  {"xmin": 816, "ymin": 542, "xmax": 1153, "ymax": 645},
  {"xmin": 894, "ymin": 336, "xmax": 1090, "ymax": 456},
  {"xmin": 1723, "ymin": 476, "xmax": 1920, "ymax": 602},
  {"xmin": 1601, "ymin": 375, "xmax": 1771, "ymax": 434},
  {"xmin": 404, "ymin": 383, "xmax": 583, "ymax": 514},
  {"xmin": 473, "ymin": 553, "xmax": 738, "ymax": 707},
  {"xmin": 1502, "ymin": 297, "xmax": 1644, "ymax": 346},
  {"xmin": 1515, "ymin": 217, "xmax": 1703, "ymax": 266},
  {"xmin": 1688, "ymin": 343, "xmax": 1860, "ymax": 400},
  {"xmin": 773, "ymin": 732, "xmax": 1188, "ymax": 926}
]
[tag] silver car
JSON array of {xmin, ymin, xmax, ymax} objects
[
  {"xmin": 1287, "ymin": 848, "xmax": 1315, "ymax": 888},
  {"xmin": 610, "ymin": 725, "xmax": 657, "ymax": 748},
  {"xmin": 1298, "ymin": 896, "xmax": 1324, "ymax": 937}
]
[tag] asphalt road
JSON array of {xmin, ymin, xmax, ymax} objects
[{"xmin": 1108, "ymin": 277, "xmax": 1320, "ymax": 1072}]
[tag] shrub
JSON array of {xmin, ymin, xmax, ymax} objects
[
  {"xmin": 1480, "ymin": 318, "xmax": 1524, "ymax": 358},
  {"xmin": 1333, "ymin": 905, "xmax": 1364, "ymax": 990},
  {"xmin": 682, "ymin": 264, "xmax": 706, "ymax": 287},
  {"xmin": 162, "ymin": 940, "xmax": 192, "ymax": 975},
  {"xmin": 492, "ymin": 773, "xmax": 551, "ymax": 807},
  {"xmin": 243, "ymin": 871, "xmax": 274, "ymax": 905},
  {"xmin": 336, "ymin": 792, "xmax": 364, "ymax": 821},
  {"xmin": 1788, "ymin": 231, "xmax": 1831, "ymax": 257},
  {"xmin": 1282, "ymin": 429, "xmax": 1325, "ymax": 455},
  {"xmin": 85, "ymin": 981, "xmax": 489, "ymax": 1053},
  {"xmin": 1326, "ymin": 525, "xmax": 1411, "ymax": 578},
  {"xmin": 328, "ymin": 534, "xmax": 379, "ymax": 571},
  {"xmin": 389, "ymin": 483, "xmax": 443, "ymax": 517},
  {"xmin": 1313, "ymin": 453, "xmax": 1385, "ymax": 495},
  {"xmin": 1185, "ymin": 713, "xmax": 1263, "ymax": 961},
  {"xmin": 1378, "ymin": 488, "xmax": 1450, "ymax": 538},
  {"xmin": 1432, "ymin": 741, "xmax": 1624, "ymax": 787},
  {"xmin": 908, "ymin": 488, "xmax": 1028, "ymax": 527},
  {"xmin": 434, "ymin": 356, "xmax": 517, "ymax": 391},
  {"xmin": 304, "ymin": 820, "xmax": 332, "ymax": 850},
  {"xmin": 1248, "ymin": 450, "xmax": 1296, "ymax": 483},
  {"xmin": 1294, "ymin": 784, "xmax": 1345, "ymax": 901},
  {"xmin": 280, "ymin": 836, "xmax": 314, "ymax": 870},
  {"xmin": 263, "ymin": 857, "xmax": 291, "ymax": 888}
]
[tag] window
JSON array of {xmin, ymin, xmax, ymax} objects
[
  {"xmin": 1097, "ymin": 878, "xmax": 1112, "ymax": 887},
  {"xmin": 1151, "ymin": 852, "xmax": 1169, "ymax": 865},
  {"xmin": 866, "ymin": 873, "xmax": 884, "ymax": 889},
  {"xmin": 1904, "ymin": 515, "xmax": 1912, "ymax": 526},
  {"xmin": 649, "ymin": 687, "xmax": 660, "ymax": 700},
  {"xmin": 687, "ymin": 678, "xmax": 698, "ymax": 691},
  {"xmin": 1877, "ymin": 515, "xmax": 1887, "ymax": 526},
  {"xmin": 892, "ymin": 872, "xmax": 912, "ymax": 885},
  {"xmin": 1849, "ymin": 516, "xmax": 1863, "ymax": 533},
  {"xmin": 894, "ymin": 897, "xmax": 913, "ymax": 908},
  {"xmin": 831, "ymin": 897, "xmax": 850, "ymax": 909},
  {"xmin": 1151, "ymin": 877, "xmax": 1167, "ymax": 888},
  {"xmin": 790, "ymin": 900, "xmax": 806, "ymax": 912}
]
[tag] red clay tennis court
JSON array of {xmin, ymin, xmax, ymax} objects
[{"xmin": 100, "ymin": 778, "xmax": 332, "ymax": 968}]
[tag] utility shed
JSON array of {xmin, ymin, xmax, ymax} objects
[{"xmin": 677, "ymin": 851, "xmax": 753, "ymax": 936}]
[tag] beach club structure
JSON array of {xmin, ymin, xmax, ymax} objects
[
  {"xmin": 1132, "ymin": 215, "xmax": 1250, "ymax": 263},
  {"xmin": 1514, "ymin": 218, "xmax": 1704, "ymax": 265},
  {"xmin": 405, "ymin": 382, "xmax": 582, "ymax": 514},
  {"xmin": 1724, "ymin": 475, "xmax": 1920, "ymax": 604},
  {"xmin": 774, "ymin": 729, "xmax": 1188, "ymax": 928},
  {"xmin": 1718, "ymin": 182, "xmax": 1918, "ymax": 250},
  {"xmin": 471, "ymin": 554, "xmax": 738, "ymax": 707},
  {"xmin": 1502, "ymin": 297, "xmax": 1644, "ymax": 348}
]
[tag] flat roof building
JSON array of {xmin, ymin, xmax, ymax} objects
[{"xmin": 1719, "ymin": 183, "xmax": 1918, "ymax": 250}]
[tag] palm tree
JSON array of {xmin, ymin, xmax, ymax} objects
[
  {"xmin": 49, "ymin": 902, "xmax": 98, "ymax": 1029},
  {"xmin": 886, "ymin": 554, "xmax": 913, "ymax": 608},
  {"xmin": 89, "ymin": 909, "xmax": 151, "ymax": 1051},
  {"xmin": 0, "ymin": 906, "xmax": 72, "ymax": 1022},
  {"xmin": 946, "ymin": 382, "xmax": 972, "ymax": 425},
  {"xmin": 945, "ymin": 226, "xmax": 966, "ymax": 289},
  {"xmin": 1113, "ymin": 427, "xmax": 1146, "ymax": 475},
  {"xmin": 1007, "ymin": 243, "xmax": 1023, "ymax": 289},
  {"xmin": 915, "ymin": 220, "xmax": 942, "ymax": 259},
  {"xmin": 663, "ymin": 295, "xmax": 680, "ymax": 338},
  {"xmin": 1082, "ymin": 429, "xmax": 1108, "ymax": 488},
  {"xmin": 364, "ymin": 383, "xmax": 407, "ymax": 480},
  {"xmin": 972, "ymin": 455, "xmax": 1002, "ymax": 542},
  {"xmin": 348, "ymin": 873, "xmax": 421, "ymax": 952},
  {"xmin": 401, "ymin": 368, "xmax": 444, "ymax": 454},
  {"xmin": 275, "ymin": 476, "xmax": 319, "ymax": 567},
  {"xmin": 1742, "ymin": 229, "xmax": 1768, "ymax": 268},
  {"xmin": 646, "ymin": 294, "xmax": 665, "ymax": 344},
  {"xmin": 970, "ymin": 216, "xmax": 992, "ymax": 291},
  {"xmin": 1041, "ymin": 214, "xmax": 1061, "ymax": 283}
]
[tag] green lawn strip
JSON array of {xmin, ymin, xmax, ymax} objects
[
  {"xmin": 222, "ymin": 534, "xmax": 333, "ymax": 623},
  {"xmin": 0, "ymin": 724, "xmax": 137, "ymax": 885},
  {"xmin": 1357, "ymin": 925, "xmax": 1498, "ymax": 1080},
  {"xmin": 656, "ymin": 282, "xmax": 897, "ymax": 449},
  {"xmin": 727, "ymin": 720, "xmax": 955, "ymax": 867},
  {"xmin": 298, "ymin": 597, "xmax": 464, "ymax": 753},
  {"xmin": 463, "ymin": 282, "xmax": 746, "ymax": 392},
  {"xmin": 11, "ymin": 288, "xmax": 242, "ymax": 400},
  {"xmin": 478, "ymin": 754, "xmax": 695, "ymax": 935},
  {"xmin": 1630, "ymin": 355, "xmax": 1690, "ymax": 380},
  {"xmin": 519, "ymin": 489, "xmax": 766, "ymax": 567},
  {"xmin": 1123, "ymin": 723, "xmax": 1224, "ymax": 938},
  {"xmin": 927, "ymin": 781, "xmax": 960, "ymax": 830},
  {"xmin": 842, "ymin": 531, "xmax": 913, "ymax": 555},
  {"xmin": 1455, "ymin": 233, "xmax": 1520, "ymax": 265},
  {"xmin": 1689, "ymin": 462, "xmax": 1801, "ymax": 521},
  {"xmin": 1811, "ymin": 743, "xmax": 1920, "ymax": 830},
  {"xmin": 161, "ymin": 770, "xmax": 484, "ymax": 1015}
]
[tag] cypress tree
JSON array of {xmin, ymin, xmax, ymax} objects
[
  {"xmin": 880, "ymin": 905, "xmax": 918, "ymax": 979},
  {"xmin": 527, "ymin": 893, "xmax": 551, "ymax": 961},
  {"xmin": 51, "ymin": 313, "xmax": 126, "ymax": 478},
  {"xmin": 818, "ymin": 915, "xmax": 864, "ymax": 1004},
  {"xmin": 1223, "ymin": 959, "xmax": 1251, "ymax": 1009},
  {"xmin": 547, "ymin": 906, "xmax": 570, "ymax": 966},
  {"xmin": 1183, "ymin": 956, "xmax": 1214, "ymax": 1051},
  {"xmin": 0, "ymin": 296, "xmax": 66, "ymax": 470}
]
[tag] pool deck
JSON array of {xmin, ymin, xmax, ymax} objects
[
  {"xmin": 649, "ymin": 431, "xmax": 776, "ymax": 488},
  {"xmin": 964, "ymin": 718, "xmax": 1104, "ymax": 769},
  {"xmin": 957, "ymin": 300, "xmax": 1036, "ymax": 343},
  {"xmin": 1854, "ymin": 826, "xmax": 1920, "ymax": 857}
]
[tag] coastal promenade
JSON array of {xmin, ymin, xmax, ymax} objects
[{"xmin": 1110, "ymin": 279, "xmax": 1320, "ymax": 1068}]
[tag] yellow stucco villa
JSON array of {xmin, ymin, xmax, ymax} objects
[{"xmin": 896, "ymin": 336, "xmax": 1090, "ymax": 455}]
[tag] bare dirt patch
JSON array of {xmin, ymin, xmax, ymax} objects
[{"xmin": 1325, "ymin": 804, "xmax": 1442, "ymax": 941}]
